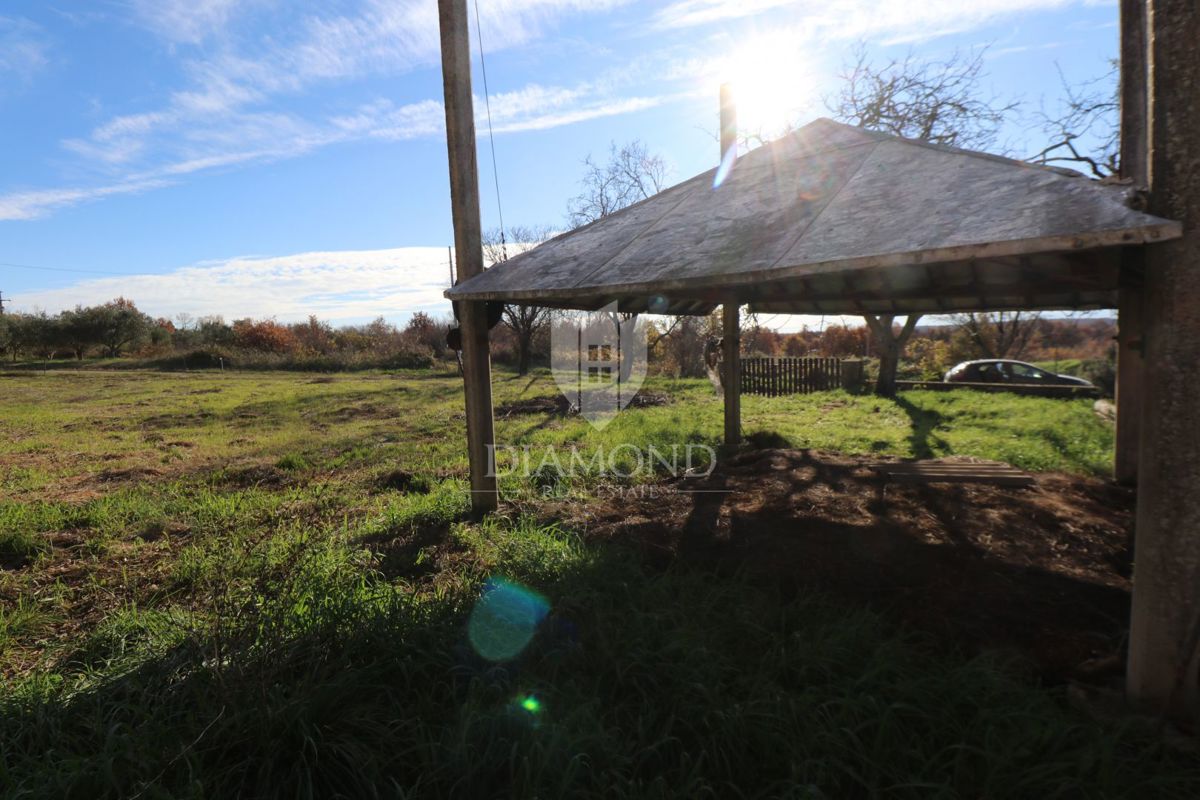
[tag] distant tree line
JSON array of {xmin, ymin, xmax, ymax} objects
[
  {"xmin": 1, "ymin": 298, "xmax": 170, "ymax": 362},
  {"xmin": 0, "ymin": 299, "xmax": 458, "ymax": 370}
]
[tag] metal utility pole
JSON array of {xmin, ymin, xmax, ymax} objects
[
  {"xmin": 1127, "ymin": 0, "xmax": 1200, "ymax": 718},
  {"xmin": 720, "ymin": 83, "xmax": 741, "ymax": 447},
  {"xmin": 438, "ymin": 0, "xmax": 498, "ymax": 514},
  {"xmin": 0, "ymin": 291, "xmax": 7, "ymax": 314}
]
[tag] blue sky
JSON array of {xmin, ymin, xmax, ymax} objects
[{"xmin": 2, "ymin": 0, "xmax": 1118, "ymax": 325}]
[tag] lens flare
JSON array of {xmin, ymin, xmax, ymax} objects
[
  {"xmin": 519, "ymin": 695, "xmax": 542, "ymax": 714},
  {"xmin": 713, "ymin": 146, "xmax": 738, "ymax": 189},
  {"xmin": 468, "ymin": 577, "xmax": 550, "ymax": 662}
]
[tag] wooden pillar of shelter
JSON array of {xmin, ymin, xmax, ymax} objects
[
  {"xmin": 723, "ymin": 301, "xmax": 741, "ymax": 446},
  {"xmin": 720, "ymin": 84, "xmax": 741, "ymax": 446},
  {"xmin": 1127, "ymin": 0, "xmax": 1200, "ymax": 716},
  {"xmin": 438, "ymin": 0, "xmax": 498, "ymax": 514},
  {"xmin": 1115, "ymin": 0, "xmax": 1148, "ymax": 486}
]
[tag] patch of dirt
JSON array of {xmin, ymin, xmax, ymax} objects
[
  {"xmin": 141, "ymin": 410, "xmax": 215, "ymax": 429},
  {"xmin": 376, "ymin": 470, "xmax": 430, "ymax": 494},
  {"xmin": 326, "ymin": 403, "xmax": 395, "ymax": 421},
  {"xmin": 93, "ymin": 466, "xmax": 165, "ymax": 483},
  {"xmin": 549, "ymin": 448, "xmax": 1135, "ymax": 684},
  {"xmin": 496, "ymin": 395, "xmax": 570, "ymax": 416},
  {"xmin": 496, "ymin": 390, "xmax": 671, "ymax": 417},
  {"xmin": 0, "ymin": 534, "xmax": 179, "ymax": 676},
  {"xmin": 136, "ymin": 520, "xmax": 193, "ymax": 541},
  {"xmin": 219, "ymin": 464, "xmax": 294, "ymax": 489}
]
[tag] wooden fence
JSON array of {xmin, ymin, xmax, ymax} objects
[{"xmin": 740, "ymin": 357, "xmax": 843, "ymax": 396}]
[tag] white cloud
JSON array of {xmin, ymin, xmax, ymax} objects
[
  {"xmin": 128, "ymin": 0, "xmax": 264, "ymax": 44},
  {"xmin": 490, "ymin": 94, "xmax": 667, "ymax": 134},
  {"xmin": 654, "ymin": 0, "xmax": 1105, "ymax": 43},
  {"xmin": 332, "ymin": 83, "xmax": 673, "ymax": 140},
  {"xmin": 0, "ymin": 179, "xmax": 171, "ymax": 222},
  {"xmin": 13, "ymin": 248, "xmax": 457, "ymax": 323},
  {"xmin": 0, "ymin": 1, "xmax": 654, "ymax": 220},
  {"xmin": 0, "ymin": 16, "xmax": 49, "ymax": 82},
  {"xmin": 4, "ymin": 72, "xmax": 672, "ymax": 220}
]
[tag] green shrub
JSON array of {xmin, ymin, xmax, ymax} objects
[{"xmin": 1080, "ymin": 357, "xmax": 1116, "ymax": 398}]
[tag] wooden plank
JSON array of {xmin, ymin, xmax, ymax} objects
[
  {"xmin": 883, "ymin": 474, "xmax": 1034, "ymax": 487},
  {"xmin": 869, "ymin": 461, "xmax": 1034, "ymax": 487}
]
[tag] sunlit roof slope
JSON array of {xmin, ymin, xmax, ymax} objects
[{"xmin": 446, "ymin": 118, "xmax": 1180, "ymax": 315}]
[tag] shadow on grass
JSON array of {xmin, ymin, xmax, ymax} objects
[
  {"xmin": 2, "ymin": 518, "xmax": 1194, "ymax": 800},
  {"xmin": 893, "ymin": 395, "xmax": 948, "ymax": 459}
]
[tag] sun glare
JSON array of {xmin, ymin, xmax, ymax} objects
[{"xmin": 721, "ymin": 36, "xmax": 818, "ymax": 138}]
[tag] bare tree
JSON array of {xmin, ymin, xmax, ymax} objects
[
  {"xmin": 831, "ymin": 45, "xmax": 1022, "ymax": 395},
  {"xmin": 566, "ymin": 141, "xmax": 668, "ymax": 228},
  {"xmin": 483, "ymin": 225, "xmax": 557, "ymax": 375},
  {"xmin": 831, "ymin": 43, "xmax": 1017, "ymax": 151},
  {"xmin": 1029, "ymin": 61, "xmax": 1119, "ymax": 179},
  {"xmin": 952, "ymin": 311, "xmax": 1042, "ymax": 360}
]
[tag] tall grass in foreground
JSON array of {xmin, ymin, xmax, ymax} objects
[{"xmin": 0, "ymin": 515, "xmax": 1194, "ymax": 799}]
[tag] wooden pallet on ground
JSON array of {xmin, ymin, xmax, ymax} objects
[{"xmin": 868, "ymin": 461, "xmax": 1035, "ymax": 501}]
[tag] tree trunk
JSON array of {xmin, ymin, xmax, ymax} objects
[
  {"xmin": 865, "ymin": 314, "xmax": 921, "ymax": 397},
  {"xmin": 516, "ymin": 332, "xmax": 532, "ymax": 376},
  {"xmin": 875, "ymin": 340, "xmax": 901, "ymax": 397}
]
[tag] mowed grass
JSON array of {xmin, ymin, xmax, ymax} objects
[{"xmin": 0, "ymin": 367, "xmax": 1192, "ymax": 798}]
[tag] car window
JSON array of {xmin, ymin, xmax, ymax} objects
[
  {"xmin": 976, "ymin": 363, "xmax": 1001, "ymax": 382},
  {"xmin": 1009, "ymin": 363, "xmax": 1045, "ymax": 380}
]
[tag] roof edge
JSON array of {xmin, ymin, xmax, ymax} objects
[{"xmin": 445, "ymin": 220, "xmax": 1182, "ymax": 305}]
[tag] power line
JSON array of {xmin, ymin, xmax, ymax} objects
[
  {"xmin": 0, "ymin": 260, "xmax": 128, "ymax": 276},
  {"xmin": 472, "ymin": 0, "xmax": 507, "ymax": 262}
]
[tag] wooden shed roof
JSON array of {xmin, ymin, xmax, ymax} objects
[{"xmin": 446, "ymin": 118, "xmax": 1181, "ymax": 315}]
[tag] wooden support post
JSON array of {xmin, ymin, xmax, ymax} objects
[
  {"xmin": 1115, "ymin": 0, "xmax": 1148, "ymax": 486},
  {"xmin": 438, "ymin": 0, "xmax": 497, "ymax": 514},
  {"xmin": 1115, "ymin": 269, "xmax": 1144, "ymax": 485},
  {"xmin": 723, "ymin": 299, "xmax": 741, "ymax": 446},
  {"xmin": 719, "ymin": 85, "xmax": 740, "ymax": 446},
  {"xmin": 1127, "ymin": 0, "xmax": 1200, "ymax": 717}
]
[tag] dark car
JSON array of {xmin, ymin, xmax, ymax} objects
[{"xmin": 943, "ymin": 359, "xmax": 1094, "ymax": 386}]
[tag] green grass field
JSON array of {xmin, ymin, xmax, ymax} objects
[{"xmin": 1, "ymin": 367, "xmax": 1194, "ymax": 798}]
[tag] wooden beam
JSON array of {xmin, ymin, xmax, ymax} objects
[
  {"xmin": 438, "ymin": 0, "xmax": 497, "ymax": 514},
  {"xmin": 723, "ymin": 299, "xmax": 741, "ymax": 446},
  {"xmin": 1115, "ymin": 267, "xmax": 1144, "ymax": 485},
  {"xmin": 1127, "ymin": 0, "xmax": 1200, "ymax": 717},
  {"xmin": 1115, "ymin": 0, "xmax": 1149, "ymax": 487},
  {"xmin": 924, "ymin": 265, "xmax": 946, "ymax": 311},
  {"xmin": 720, "ymin": 87, "xmax": 741, "ymax": 447},
  {"xmin": 447, "ymin": 222, "xmax": 1180, "ymax": 305}
]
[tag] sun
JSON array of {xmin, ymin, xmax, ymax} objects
[{"xmin": 721, "ymin": 35, "xmax": 818, "ymax": 139}]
